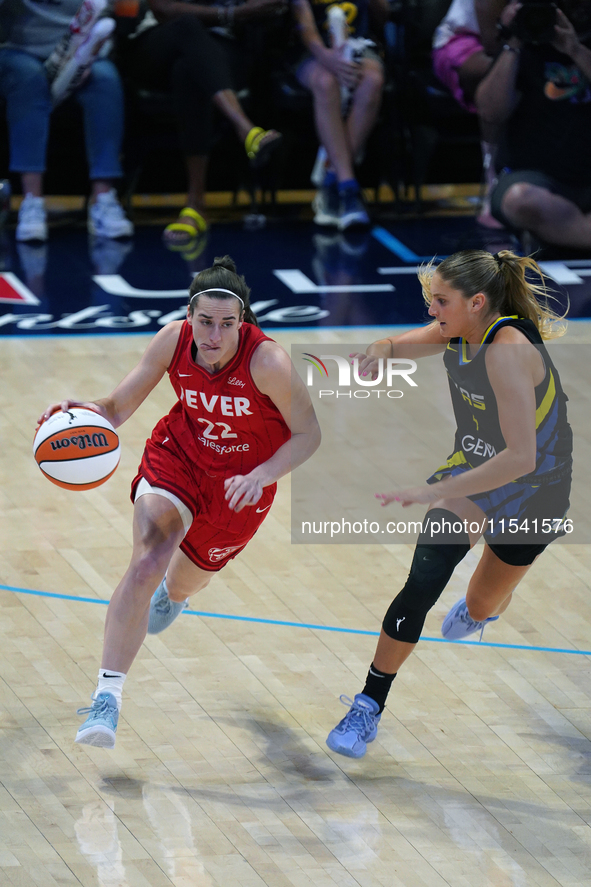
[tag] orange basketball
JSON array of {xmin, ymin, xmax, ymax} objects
[{"xmin": 34, "ymin": 407, "xmax": 120, "ymax": 491}]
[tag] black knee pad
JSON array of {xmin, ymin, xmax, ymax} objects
[{"xmin": 382, "ymin": 509, "xmax": 470, "ymax": 643}]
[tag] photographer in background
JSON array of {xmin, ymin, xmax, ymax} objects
[{"xmin": 477, "ymin": 0, "xmax": 591, "ymax": 250}]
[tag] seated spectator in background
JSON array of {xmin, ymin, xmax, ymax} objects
[
  {"xmin": 479, "ymin": 0, "xmax": 591, "ymax": 251},
  {"xmin": 291, "ymin": 0, "xmax": 387, "ymax": 230},
  {"xmin": 126, "ymin": 0, "xmax": 285, "ymax": 248},
  {"xmin": 0, "ymin": 0, "xmax": 133, "ymax": 242},
  {"xmin": 432, "ymin": 0, "xmax": 507, "ymax": 227}
]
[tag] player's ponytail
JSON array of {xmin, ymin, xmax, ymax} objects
[
  {"xmin": 419, "ymin": 249, "xmax": 566, "ymax": 340},
  {"xmin": 494, "ymin": 251, "xmax": 567, "ymax": 338},
  {"xmin": 188, "ymin": 255, "xmax": 259, "ymax": 326}
]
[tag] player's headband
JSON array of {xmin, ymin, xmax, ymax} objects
[{"xmin": 189, "ymin": 288, "xmax": 245, "ymax": 309}]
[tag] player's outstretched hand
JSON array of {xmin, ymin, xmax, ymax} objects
[
  {"xmin": 349, "ymin": 352, "xmax": 382, "ymax": 381},
  {"xmin": 37, "ymin": 400, "xmax": 104, "ymax": 427},
  {"xmin": 224, "ymin": 474, "xmax": 264, "ymax": 512},
  {"xmin": 376, "ymin": 485, "xmax": 441, "ymax": 508}
]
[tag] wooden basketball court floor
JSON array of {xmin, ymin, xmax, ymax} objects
[{"xmin": 2, "ymin": 322, "xmax": 591, "ymax": 887}]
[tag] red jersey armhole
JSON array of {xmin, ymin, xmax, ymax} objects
[
  {"xmin": 244, "ymin": 327, "xmax": 279, "ymax": 401},
  {"xmin": 167, "ymin": 320, "xmax": 191, "ymax": 376}
]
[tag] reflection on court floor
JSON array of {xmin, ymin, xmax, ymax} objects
[{"xmin": 1, "ymin": 217, "xmax": 590, "ymax": 336}]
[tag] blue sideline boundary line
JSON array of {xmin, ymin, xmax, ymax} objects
[
  {"xmin": 2, "ymin": 582, "xmax": 591, "ymax": 657},
  {"xmin": 371, "ymin": 227, "xmax": 447, "ymax": 264}
]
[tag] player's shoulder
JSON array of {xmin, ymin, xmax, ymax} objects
[
  {"xmin": 146, "ymin": 320, "xmax": 185, "ymax": 362},
  {"xmin": 249, "ymin": 339, "xmax": 292, "ymax": 396},
  {"xmin": 492, "ymin": 324, "xmax": 533, "ymax": 345},
  {"xmin": 154, "ymin": 318, "xmax": 185, "ymax": 337},
  {"xmin": 485, "ymin": 322, "xmax": 541, "ymax": 378},
  {"xmin": 249, "ymin": 337, "xmax": 290, "ymax": 372},
  {"xmin": 152, "ymin": 319, "xmax": 185, "ymax": 347}
]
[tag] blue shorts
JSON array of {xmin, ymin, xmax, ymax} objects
[{"xmin": 427, "ymin": 462, "xmax": 571, "ymax": 551}]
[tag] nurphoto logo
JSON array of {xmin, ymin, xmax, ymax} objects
[{"xmin": 302, "ymin": 353, "xmax": 418, "ymax": 399}]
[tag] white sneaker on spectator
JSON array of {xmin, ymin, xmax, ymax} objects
[
  {"xmin": 88, "ymin": 189, "xmax": 134, "ymax": 239},
  {"xmin": 16, "ymin": 194, "xmax": 48, "ymax": 242},
  {"xmin": 313, "ymin": 183, "xmax": 340, "ymax": 226}
]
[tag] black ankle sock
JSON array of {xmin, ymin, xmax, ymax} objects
[{"xmin": 362, "ymin": 663, "xmax": 396, "ymax": 713}]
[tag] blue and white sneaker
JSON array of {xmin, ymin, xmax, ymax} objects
[
  {"xmin": 441, "ymin": 596, "xmax": 499, "ymax": 641},
  {"xmin": 338, "ymin": 188, "xmax": 370, "ymax": 230},
  {"xmin": 88, "ymin": 189, "xmax": 134, "ymax": 239},
  {"xmin": 326, "ymin": 693, "xmax": 381, "ymax": 758},
  {"xmin": 75, "ymin": 692, "xmax": 119, "ymax": 748},
  {"xmin": 147, "ymin": 581, "xmax": 188, "ymax": 635}
]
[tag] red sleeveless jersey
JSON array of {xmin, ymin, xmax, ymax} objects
[{"xmin": 150, "ymin": 321, "xmax": 291, "ymax": 476}]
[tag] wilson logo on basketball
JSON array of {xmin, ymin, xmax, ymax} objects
[
  {"xmin": 36, "ymin": 425, "xmax": 119, "ymax": 463},
  {"xmin": 50, "ymin": 432, "xmax": 109, "ymax": 451},
  {"xmin": 33, "ymin": 408, "xmax": 121, "ymax": 491}
]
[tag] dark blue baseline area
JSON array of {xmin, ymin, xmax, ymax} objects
[{"xmin": 1, "ymin": 217, "xmax": 590, "ymax": 335}]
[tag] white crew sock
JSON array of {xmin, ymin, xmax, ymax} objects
[{"xmin": 96, "ymin": 668, "xmax": 127, "ymax": 710}]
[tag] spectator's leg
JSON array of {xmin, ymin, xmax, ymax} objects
[
  {"xmin": 212, "ymin": 89, "xmax": 254, "ymax": 143},
  {"xmin": 211, "ymin": 89, "xmax": 282, "ymax": 164},
  {"xmin": 501, "ymin": 183, "xmax": 591, "ymax": 249},
  {"xmin": 165, "ymin": 54, "xmax": 214, "ymax": 236},
  {"xmin": 0, "ymin": 50, "xmax": 51, "ymax": 239},
  {"xmin": 345, "ymin": 58, "xmax": 384, "ymax": 160},
  {"xmin": 185, "ymin": 156, "xmax": 209, "ymax": 216},
  {"xmin": 298, "ymin": 59, "xmax": 355, "ymax": 182},
  {"xmin": 0, "ymin": 50, "xmax": 51, "ymax": 193},
  {"xmin": 75, "ymin": 59, "xmax": 133, "ymax": 238},
  {"xmin": 460, "ymin": 52, "xmax": 503, "ymax": 228},
  {"xmin": 21, "ymin": 173, "xmax": 43, "ymax": 198},
  {"xmin": 75, "ymin": 59, "xmax": 125, "ymax": 198}
]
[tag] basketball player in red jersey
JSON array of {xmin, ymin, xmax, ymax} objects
[{"xmin": 39, "ymin": 256, "xmax": 321, "ymax": 748}]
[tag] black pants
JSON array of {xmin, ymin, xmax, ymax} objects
[{"xmin": 127, "ymin": 16, "xmax": 248, "ymax": 155}]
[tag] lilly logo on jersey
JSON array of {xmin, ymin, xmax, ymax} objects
[
  {"xmin": 227, "ymin": 376, "xmax": 245, "ymax": 387},
  {"xmin": 303, "ymin": 352, "xmax": 418, "ymax": 399},
  {"xmin": 208, "ymin": 545, "xmax": 242, "ymax": 563}
]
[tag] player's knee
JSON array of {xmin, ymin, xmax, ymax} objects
[
  {"xmin": 130, "ymin": 548, "xmax": 172, "ymax": 587},
  {"xmin": 382, "ymin": 510, "xmax": 470, "ymax": 643},
  {"xmin": 134, "ymin": 527, "xmax": 182, "ymax": 579},
  {"xmin": 382, "ymin": 543, "xmax": 464, "ymax": 642}
]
